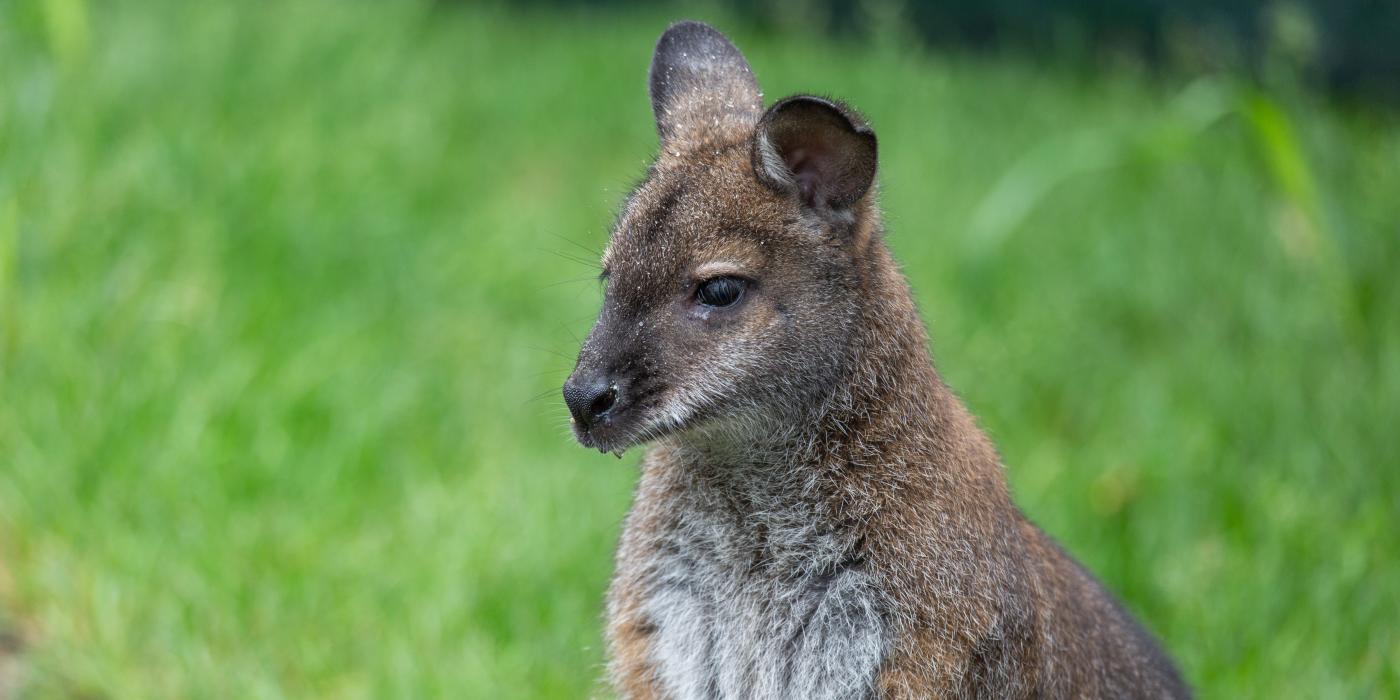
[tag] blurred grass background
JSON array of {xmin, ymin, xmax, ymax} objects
[{"xmin": 1, "ymin": 0, "xmax": 1398, "ymax": 697}]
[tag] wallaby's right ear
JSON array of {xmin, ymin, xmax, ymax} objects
[
  {"xmin": 751, "ymin": 96, "xmax": 878, "ymax": 212},
  {"xmin": 649, "ymin": 21, "xmax": 763, "ymax": 146}
]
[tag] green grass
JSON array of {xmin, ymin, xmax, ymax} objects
[{"xmin": 1, "ymin": 0, "xmax": 1398, "ymax": 697}]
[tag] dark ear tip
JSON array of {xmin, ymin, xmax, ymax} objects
[
  {"xmin": 660, "ymin": 20, "xmax": 723, "ymax": 40},
  {"xmin": 653, "ymin": 20, "xmax": 740, "ymax": 62}
]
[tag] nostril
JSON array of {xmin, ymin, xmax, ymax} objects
[{"xmin": 590, "ymin": 385, "xmax": 618, "ymax": 418}]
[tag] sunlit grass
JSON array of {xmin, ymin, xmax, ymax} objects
[{"xmin": 0, "ymin": 0, "xmax": 1397, "ymax": 697}]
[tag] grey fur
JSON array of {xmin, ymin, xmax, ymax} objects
[{"xmin": 640, "ymin": 477, "xmax": 886, "ymax": 699}]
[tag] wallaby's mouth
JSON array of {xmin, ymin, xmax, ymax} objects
[
  {"xmin": 568, "ymin": 403, "xmax": 661, "ymax": 457},
  {"xmin": 572, "ymin": 418, "xmax": 631, "ymax": 456}
]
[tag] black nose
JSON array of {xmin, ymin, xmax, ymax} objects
[{"xmin": 563, "ymin": 375, "xmax": 619, "ymax": 428}]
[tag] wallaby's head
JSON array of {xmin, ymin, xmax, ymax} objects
[{"xmin": 564, "ymin": 21, "xmax": 881, "ymax": 454}]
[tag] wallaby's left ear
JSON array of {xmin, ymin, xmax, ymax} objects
[{"xmin": 751, "ymin": 96, "xmax": 878, "ymax": 211}]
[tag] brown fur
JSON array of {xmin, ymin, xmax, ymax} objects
[{"xmin": 565, "ymin": 21, "xmax": 1189, "ymax": 699}]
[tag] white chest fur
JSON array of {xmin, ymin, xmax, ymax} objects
[{"xmin": 637, "ymin": 503, "xmax": 888, "ymax": 700}]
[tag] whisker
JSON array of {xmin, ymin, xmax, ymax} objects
[
  {"xmin": 548, "ymin": 232, "xmax": 603, "ymax": 259},
  {"xmin": 527, "ymin": 345, "xmax": 574, "ymax": 361},
  {"xmin": 560, "ymin": 322, "xmax": 583, "ymax": 345},
  {"xmin": 540, "ymin": 247, "xmax": 603, "ymax": 270},
  {"xmin": 539, "ymin": 275, "xmax": 604, "ymax": 291},
  {"xmin": 524, "ymin": 386, "xmax": 564, "ymax": 404}
]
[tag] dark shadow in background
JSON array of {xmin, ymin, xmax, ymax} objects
[{"xmin": 509, "ymin": 0, "xmax": 1400, "ymax": 107}]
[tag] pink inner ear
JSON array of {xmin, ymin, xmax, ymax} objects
[
  {"xmin": 784, "ymin": 141, "xmax": 835, "ymax": 206},
  {"xmin": 785, "ymin": 147, "xmax": 819, "ymax": 204}
]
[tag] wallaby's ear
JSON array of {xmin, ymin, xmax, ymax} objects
[
  {"xmin": 649, "ymin": 21, "xmax": 763, "ymax": 146},
  {"xmin": 751, "ymin": 96, "xmax": 878, "ymax": 210}
]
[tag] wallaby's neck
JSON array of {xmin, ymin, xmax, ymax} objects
[{"xmin": 807, "ymin": 237, "xmax": 957, "ymax": 464}]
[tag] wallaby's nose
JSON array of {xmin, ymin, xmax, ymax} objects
[{"xmin": 563, "ymin": 374, "xmax": 619, "ymax": 429}]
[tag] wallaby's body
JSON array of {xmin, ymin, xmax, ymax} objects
[{"xmin": 563, "ymin": 22, "xmax": 1189, "ymax": 699}]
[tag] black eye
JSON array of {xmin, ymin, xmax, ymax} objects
[{"xmin": 695, "ymin": 277, "xmax": 745, "ymax": 308}]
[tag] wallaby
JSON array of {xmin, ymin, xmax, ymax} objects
[{"xmin": 562, "ymin": 21, "xmax": 1190, "ymax": 700}]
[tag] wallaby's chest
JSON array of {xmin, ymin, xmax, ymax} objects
[{"xmin": 637, "ymin": 505, "xmax": 887, "ymax": 700}]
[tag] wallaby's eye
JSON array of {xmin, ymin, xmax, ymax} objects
[{"xmin": 695, "ymin": 276, "xmax": 745, "ymax": 308}]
